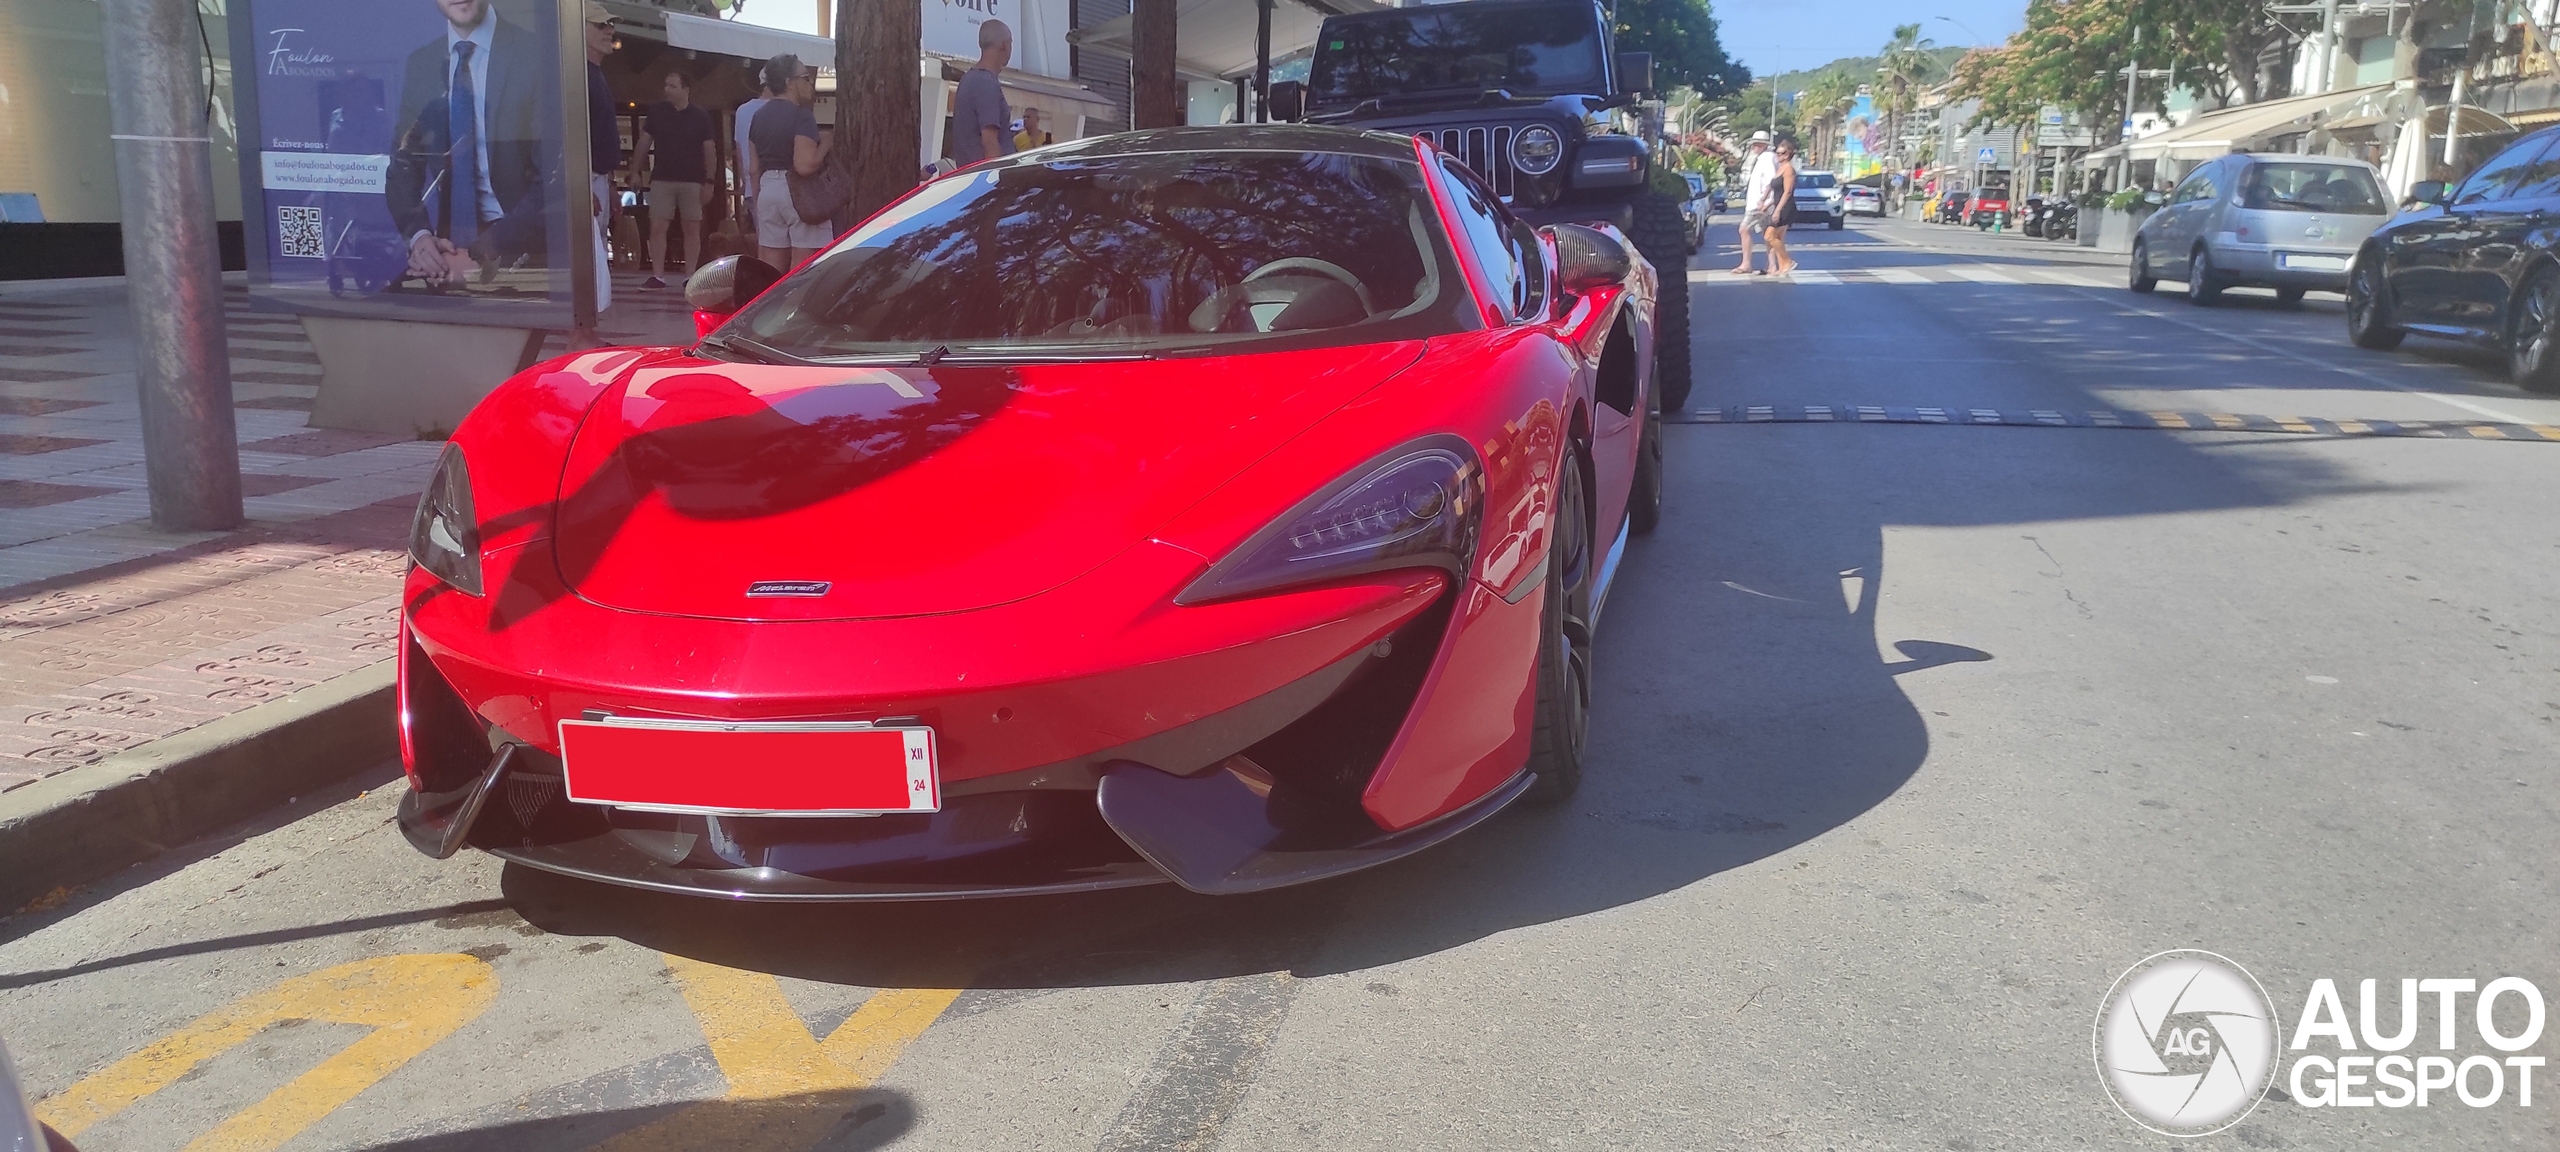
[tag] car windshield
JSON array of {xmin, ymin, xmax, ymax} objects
[
  {"xmin": 722, "ymin": 150, "xmax": 1472, "ymax": 361},
  {"xmin": 2239, "ymin": 163, "xmax": 2389, "ymax": 215},
  {"xmin": 1795, "ymin": 172, "xmax": 1837, "ymax": 189},
  {"xmin": 1309, "ymin": 5, "xmax": 1607, "ymax": 102}
]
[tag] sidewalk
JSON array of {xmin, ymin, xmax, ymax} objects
[{"xmin": 0, "ymin": 272, "xmax": 695, "ymax": 802}]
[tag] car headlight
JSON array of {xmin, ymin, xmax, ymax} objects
[
  {"xmin": 409, "ymin": 443, "xmax": 484, "ymax": 596},
  {"xmin": 1176, "ymin": 438, "xmax": 1482, "ymax": 605},
  {"xmin": 1512, "ymin": 126, "xmax": 1563, "ymax": 176}
]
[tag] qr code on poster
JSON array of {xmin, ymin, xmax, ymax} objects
[{"xmin": 278, "ymin": 205, "xmax": 323, "ymax": 258}]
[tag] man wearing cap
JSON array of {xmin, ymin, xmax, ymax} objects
[{"xmin": 1733, "ymin": 130, "xmax": 1776, "ymax": 274}]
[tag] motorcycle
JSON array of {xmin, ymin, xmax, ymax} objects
[{"xmin": 2042, "ymin": 200, "xmax": 2079, "ymax": 242}]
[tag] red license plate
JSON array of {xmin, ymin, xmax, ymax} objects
[{"xmin": 557, "ymin": 718, "xmax": 939, "ymax": 816}]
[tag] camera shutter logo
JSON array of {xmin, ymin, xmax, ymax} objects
[{"xmin": 2094, "ymin": 951, "xmax": 2281, "ymax": 1136}]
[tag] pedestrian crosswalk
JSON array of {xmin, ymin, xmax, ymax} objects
[{"xmin": 1689, "ymin": 263, "xmax": 2122, "ymax": 289}]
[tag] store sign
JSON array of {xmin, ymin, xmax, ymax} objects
[
  {"xmin": 227, "ymin": 0, "xmax": 582, "ymax": 326},
  {"xmin": 925, "ymin": 0, "xmax": 1010, "ymax": 60}
]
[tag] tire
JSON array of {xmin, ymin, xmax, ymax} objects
[
  {"xmin": 2346, "ymin": 251, "xmax": 2406, "ymax": 351},
  {"xmin": 2186, "ymin": 248, "xmax": 2224, "ymax": 305},
  {"xmin": 1628, "ymin": 390, "xmax": 1663, "ymax": 536},
  {"xmin": 1828, "ymin": 214, "xmax": 1845, "ymax": 230},
  {"xmin": 1628, "ymin": 189, "xmax": 1693, "ymax": 412},
  {"xmin": 2128, "ymin": 239, "xmax": 2157, "ymax": 294},
  {"xmin": 2276, "ymin": 286, "xmax": 2307, "ymax": 307},
  {"xmin": 2507, "ymin": 268, "xmax": 2560, "ymax": 393},
  {"xmin": 1523, "ymin": 446, "xmax": 1595, "ymax": 805}
]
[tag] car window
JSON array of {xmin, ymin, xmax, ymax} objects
[
  {"xmin": 2238, "ymin": 163, "xmax": 2391, "ymax": 214},
  {"xmin": 2453, "ymin": 136, "xmax": 2555, "ymax": 204},
  {"xmin": 1796, "ymin": 172, "xmax": 1837, "ymax": 189},
  {"xmin": 727, "ymin": 150, "xmax": 1474, "ymax": 359},
  {"xmin": 2172, "ymin": 166, "xmax": 2219, "ymax": 205},
  {"xmin": 1438, "ymin": 157, "xmax": 1540, "ymax": 322},
  {"xmin": 2508, "ymin": 139, "xmax": 2560, "ymax": 200}
]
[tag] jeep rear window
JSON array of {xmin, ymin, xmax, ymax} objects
[{"xmin": 1310, "ymin": 6, "xmax": 1607, "ymax": 102}]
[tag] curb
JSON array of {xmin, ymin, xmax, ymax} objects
[{"xmin": 0, "ymin": 660, "xmax": 397, "ymax": 912}]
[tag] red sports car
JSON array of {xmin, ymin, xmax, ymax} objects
[{"xmin": 396, "ymin": 125, "xmax": 1669, "ymax": 899}]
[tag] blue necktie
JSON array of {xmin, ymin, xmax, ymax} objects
[{"xmin": 449, "ymin": 41, "xmax": 480, "ymax": 248}]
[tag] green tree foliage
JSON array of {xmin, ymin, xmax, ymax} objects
[
  {"xmin": 1613, "ymin": 0, "xmax": 1752, "ymax": 97},
  {"xmin": 1951, "ymin": 0, "xmax": 2290, "ymax": 136}
]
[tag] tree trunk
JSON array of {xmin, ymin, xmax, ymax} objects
[
  {"xmin": 837, "ymin": 0, "xmax": 922, "ymax": 228},
  {"xmin": 1131, "ymin": 0, "xmax": 1180, "ymax": 128}
]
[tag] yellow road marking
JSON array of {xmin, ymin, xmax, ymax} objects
[
  {"xmin": 36, "ymin": 954, "xmax": 497, "ymax": 1148},
  {"xmin": 2335, "ymin": 420, "xmax": 2371, "ymax": 435},
  {"xmin": 2531, "ymin": 425, "xmax": 2560, "ymax": 441},
  {"xmin": 2147, "ymin": 411, "xmax": 2190, "ymax": 429},
  {"xmin": 2273, "ymin": 416, "xmax": 2316, "ymax": 433},
  {"xmin": 2208, "ymin": 412, "xmax": 2246, "ymax": 430},
  {"xmin": 585, "ymin": 955, "xmax": 962, "ymax": 1151},
  {"xmin": 2464, "ymin": 424, "xmax": 2508, "ymax": 439}
]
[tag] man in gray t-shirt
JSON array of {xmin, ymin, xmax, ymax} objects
[{"xmin": 949, "ymin": 19, "xmax": 1014, "ymax": 166}]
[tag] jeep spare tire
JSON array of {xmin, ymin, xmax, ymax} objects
[{"xmin": 1628, "ymin": 188, "xmax": 1693, "ymax": 413}]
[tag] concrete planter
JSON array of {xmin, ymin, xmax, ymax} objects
[{"xmin": 2091, "ymin": 205, "xmax": 2156, "ymax": 255}]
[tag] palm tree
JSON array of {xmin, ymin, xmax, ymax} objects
[{"xmin": 1875, "ymin": 23, "xmax": 1937, "ymax": 184}]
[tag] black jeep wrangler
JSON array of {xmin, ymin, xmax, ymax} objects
[{"xmin": 1273, "ymin": 0, "xmax": 1693, "ymax": 410}]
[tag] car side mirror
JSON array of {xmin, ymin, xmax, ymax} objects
[
  {"xmin": 2142, "ymin": 190, "xmax": 2166, "ymax": 206},
  {"xmin": 2409, "ymin": 179, "xmax": 2450, "ymax": 207},
  {"xmin": 1615, "ymin": 52, "xmax": 1654, "ymax": 97},
  {"xmin": 685, "ymin": 254, "xmax": 783, "ymax": 337},
  {"xmin": 1268, "ymin": 80, "xmax": 1306, "ymax": 123},
  {"xmin": 1547, "ymin": 223, "xmax": 1632, "ymax": 295}
]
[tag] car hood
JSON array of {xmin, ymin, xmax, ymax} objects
[{"xmin": 551, "ymin": 342, "xmax": 1427, "ymax": 621}]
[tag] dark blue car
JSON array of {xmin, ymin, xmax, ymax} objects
[{"xmin": 2349, "ymin": 125, "xmax": 2560, "ymax": 392}]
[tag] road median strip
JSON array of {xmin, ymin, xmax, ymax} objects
[
  {"xmin": 0, "ymin": 660, "xmax": 395, "ymax": 913},
  {"xmin": 1675, "ymin": 404, "xmax": 2560, "ymax": 442}
]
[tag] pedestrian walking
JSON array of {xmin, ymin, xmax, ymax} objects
[
  {"xmin": 579, "ymin": 0, "xmax": 617, "ymax": 340},
  {"xmin": 750, "ymin": 54, "xmax": 829, "ymax": 269},
  {"xmin": 638, "ymin": 71, "xmax": 717, "ymax": 289},
  {"xmin": 1764, "ymin": 138, "xmax": 1801, "ymax": 278},
  {"xmin": 1733, "ymin": 131, "xmax": 1775, "ymax": 274},
  {"xmin": 949, "ymin": 20, "xmax": 1014, "ymax": 166},
  {"xmin": 733, "ymin": 71, "xmax": 783, "ymax": 237}
]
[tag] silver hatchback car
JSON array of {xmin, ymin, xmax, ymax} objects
[{"xmin": 2130, "ymin": 154, "xmax": 2393, "ymax": 305}]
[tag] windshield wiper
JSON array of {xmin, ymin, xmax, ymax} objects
[
  {"xmin": 804, "ymin": 344, "xmax": 1161, "ymax": 366},
  {"xmin": 696, "ymin": 332, "xmax": 802, "ymax": 365}
]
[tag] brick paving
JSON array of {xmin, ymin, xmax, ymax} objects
[{"xmin": 0, "ymin": 272, "xmax": 696, "ymax": 794}]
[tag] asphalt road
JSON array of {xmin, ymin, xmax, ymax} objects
[{"xmin": 4, "ymin": 214, "xmax": 2556, "ymax": 1151}]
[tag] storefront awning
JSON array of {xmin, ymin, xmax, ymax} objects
[
  {"xmin": 2089, "ymin": 85, "xmax": 2394, "ymax": 166},
  {"xmin": 661, "ymin": 11, "xmax": 833, "ymax": 66},
  {"xmin": 1070, "ymin": 0, "xmax": 1384, "ymax": 81}
]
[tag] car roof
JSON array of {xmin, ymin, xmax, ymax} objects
[
  {"xmin": 989, "ymin": 125, "xmax": 1424, "ymax": 168},
  {"xmin": 2229, "ymin": 153, "xmax": 2379, "ymax": 171}
]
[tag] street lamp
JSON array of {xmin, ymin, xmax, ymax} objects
[{"xmin": 1931, "ymin": 15, "xmax": 1983, "ymax": 45}]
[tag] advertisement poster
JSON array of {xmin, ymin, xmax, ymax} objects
[
  {"xmin": 229, "ymin": 0, "xmax": 579, "ymax": 326},
  {"xmin": 1840, "ymin": 91, "xmax": 1881, "ymax": 179}
]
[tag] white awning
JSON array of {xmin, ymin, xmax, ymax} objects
[
  {"xmin": 2083, "ymin": 85, "xmax": 2393, "ymax": 166},
  {"xmin": 1069, "ymin": 0, "xmax": 1383, "ymax": 81},
  {"xmin": 662, "ymin": 11, "xmax": 833, "ymax": 65}
]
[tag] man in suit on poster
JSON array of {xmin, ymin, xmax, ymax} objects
[{"xmin": 386, "ymin": 0, "xmax": 555, "ymax": 285}]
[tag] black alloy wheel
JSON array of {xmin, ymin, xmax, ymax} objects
[
  {"xmin": 2346, "ymin": 253, "xmax": 2406, "ymax": 350},
  {"xmin": 2507, "ymin": 269, "xmax": 2560, "ymax": 393},
  {"xmin": 1523, "ymin": 447, "xmax": 1595, "ymax": 804},
  {"xmin": 1628, "ymin": 390, "xmax": 1664, "ymax": 536},
  {"xmin": 2186, "ymin": 248, "xmax": 2225, "ymax": 305},
  {"xmin": 2128, "ymin": 240, "xmax": 2157, "ymax": 294}
]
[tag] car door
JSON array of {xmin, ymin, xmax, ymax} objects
[
  {"xmin": 2468, "ymin": 133, "xmax": 2560, "ymax": 333},
  {"xmin": 2151, "ymin": 161, "xmax": 2222, "ymax": 272},
  {"xmin": 2395, "ymin": 134, "xmax": 2549, "ymax": 324}
]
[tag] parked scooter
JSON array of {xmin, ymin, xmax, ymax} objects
[{"xmin": 2042, "ymin": 200, "xmax": 2079, "ymax": 242}]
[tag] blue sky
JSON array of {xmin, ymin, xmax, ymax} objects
[{"xmin": 1712, "ymin": 0, "xmax": 2025, "ymax": 78}]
